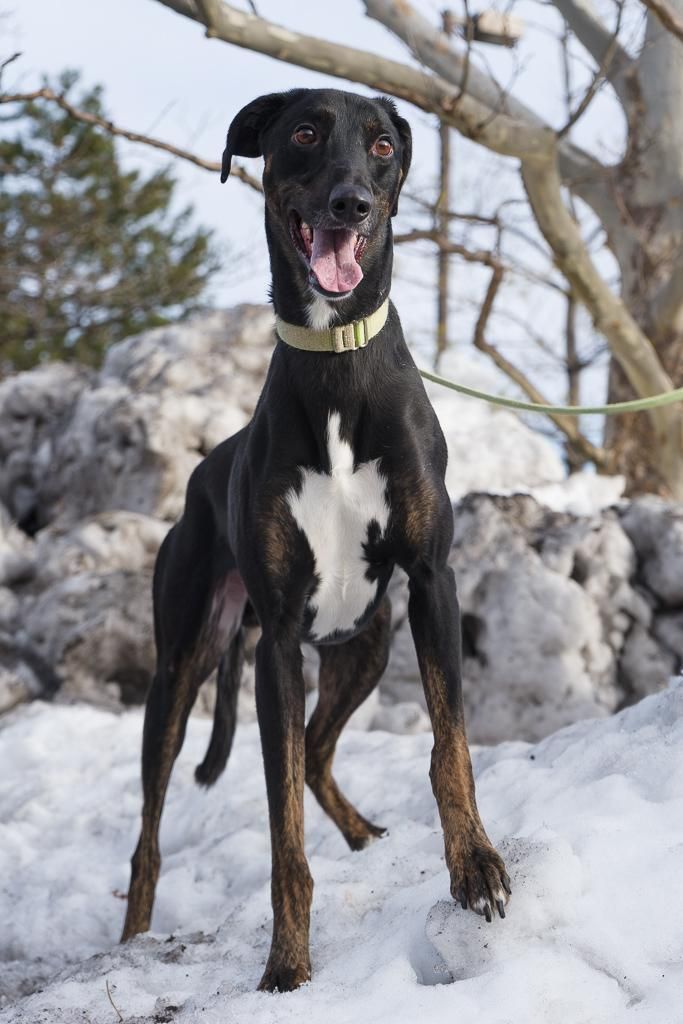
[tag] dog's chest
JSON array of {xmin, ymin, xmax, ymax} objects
[{"xmin": 287, "ymin": 411, "xmax": 390, "ymax": 641}]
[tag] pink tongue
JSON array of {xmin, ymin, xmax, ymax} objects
[{"xmin": 310, "ymin": 228, "xmax": 363, "ymax": 293}]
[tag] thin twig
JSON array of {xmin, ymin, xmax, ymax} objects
[
  {"xmin": 0, "ymin": 52, "xmax": 21, "ymax": 73},
  {"xmin": 471, "ymin": 263, "xmax": 610, "ymax": 467},
  {"xmin": 394, "ymin": 227, "xmax": 566, "ymax": 293},
  {"xmin": 105, "ymin": 979, "xmax": 124, "ymax": 1023},
  {"xmin": 0, "ymin": 51, "xmax": 21, "ymax": 89},
  {"xmin": 0, "ymin": 87, "xmax": 263, "ymax": 193},
  {"xmin": 557, "ymin": 1, "xmax": 624, "ymax": 138},
  {"xmin": 640, "ymin": 0, "xmax": 683, "ymax": 44},
  {"xmin": 402, "ymin": 192, "xmax": 501, "ymax": 226},
  {"xmin": 394, "ymin": 228, "xmax": 501, "ymax": 267}
]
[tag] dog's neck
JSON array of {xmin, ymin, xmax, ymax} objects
[{"xmin": 265, "ymin": 216, "xmax": 395, "ymax": 329}]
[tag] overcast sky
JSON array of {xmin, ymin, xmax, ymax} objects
[{"xmin": 5, "ymin": 0, "xmax": 626, "ymax": 383}]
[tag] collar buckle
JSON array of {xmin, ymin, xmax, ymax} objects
[{"xmin": 331, "ymin": 318, "xmax": 369, "ymax": 353}]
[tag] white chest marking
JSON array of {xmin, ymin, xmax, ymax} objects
[
  {"xmin": 306, "ymin": 293, "xmax": 335, "ymax": 329},
  {"xmin": 287, "ymin": 411, "xmax": 390, "ymax": 641}
]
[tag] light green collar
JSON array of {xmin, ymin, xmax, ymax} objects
[{"xmin": 275, "ymin": 299, "xmax": 390, "ymax": 354}]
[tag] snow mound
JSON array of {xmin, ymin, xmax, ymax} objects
[{"xmin": 2, "ymin": 682, "xmax": 683, "ymax": 1022}]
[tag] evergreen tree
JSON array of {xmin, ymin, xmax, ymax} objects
[{"xmin": 0, "ymin": 71, "xmax": 220, "ymax": 370}]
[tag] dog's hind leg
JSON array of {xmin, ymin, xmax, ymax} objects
[
  {"xmin": 121, "ymin": 660, "xmax": 197, "ymax": 942},
  {"xmin": 305, "ymin": 596, "xmax": 391, "ymax": 851},
  {"xmin": 121, "ymin": 493, "xmax": 246, "ymax": 942}
]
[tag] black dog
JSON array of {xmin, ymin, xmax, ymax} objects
[{"xmin": 121, "ymin": 88, "xmax": 510, "ymax": 991}]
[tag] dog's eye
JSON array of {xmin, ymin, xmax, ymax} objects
[
  {"xmin": 292, "ymin": 124, "xmax": 317, "ymax": 146},
  {"xmin": 372, "ymin": 136, "xmax": 394, "ymax": 158}
]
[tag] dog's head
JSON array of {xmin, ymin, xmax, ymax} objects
[{"xmin": 222, "ymin": 89, "xmax": 411, "ymax": 301}]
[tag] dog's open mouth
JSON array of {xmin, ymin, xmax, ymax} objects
[{"xmin": 290, "ymin": 212, "xmax": 367, "ymax": 295}]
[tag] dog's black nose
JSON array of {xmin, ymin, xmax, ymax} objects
[{"xmin": 328, "ymin": 184, "xmax": 373, "ymax": 224}]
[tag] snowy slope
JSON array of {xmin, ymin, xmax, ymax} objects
[{"xmin": 2, "ymin": 683, "xmax": 682, "ymax": 1023}]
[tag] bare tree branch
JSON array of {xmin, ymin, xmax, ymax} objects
[
  {"xmin": 557, "ymin": 1, "xmax": 625, "ymax": 137},
  {"xmin": 365, "ymin": 0, "xmax": 517, "ymax": 117},
  {"xmin": 152, "ymin": 0, "xmax": 595, "ymax": 168},
  {"xmin": 394, "ymin": 228, "xmax": 500, "ymax": 267},
  {"xmin": 640, "ymin": 0, "xmax": 683, "ymax": 43},
  {"xmin": 471, "ymin": 265, "xmax": 610, "ymax": 467},
  {"xmin": 365, "ymin": 0, "xmax": 625, "ymax": 243},
  {"xmin": 0, "ymin": 52, "xmax": 21, "ymax": 75},
  {"xmin": 363, "ymin": 0, "xmax": 604, "ymax": 188},
  {"xmin": 551, "ymin": 0, "xmax": 636, "ymax": 108},
  {"xmin": 396, "ymin": 226, "xmax": 568, "ymax": 294},
  {"xmin": 194, "ymin": 0, "xmax": 223, "ymax": 34},
  {"xmin": 152, "ymin": 0, "xmax": 616, "ymax": 229},
  {"xmin": 0, "ymin": 86, "xmax": 263, "ymax": 192},
  {"xmin": 402, "ymin": 192, "xmax": 500, "ymax": 226}
]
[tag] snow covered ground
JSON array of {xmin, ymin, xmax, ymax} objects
[{"xmin": 2, "ymin": 682, "xmax": 682, "ymax": 1024}]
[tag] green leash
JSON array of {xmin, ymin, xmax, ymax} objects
[{"xmin": 418, "ymin": 367, "xmax": 683, "ymax": 416}]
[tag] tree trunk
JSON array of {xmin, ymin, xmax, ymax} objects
[{"xmin": 606, "ymin": 1, "xmax": 683, "ymax": 496}]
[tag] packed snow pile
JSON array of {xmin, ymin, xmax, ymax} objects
[
  {"xmin": 0, "ymin": 307, "xmax": 681, "ymax": 740},
  {"xmin": 385, "ymin": 492, "xmax": 683, "ymax": 741},
  {"xmin": 1, "ymin": 681, "xmax": 682, "ymax": 1022}
]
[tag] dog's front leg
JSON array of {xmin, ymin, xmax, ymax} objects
[
  {"xmin": 408, "ymin": 563, "xmax": 511, "ymax": 921},
  {"xmin": 255, "ymin": 629, "xmax": 313, "ymax": 992}
]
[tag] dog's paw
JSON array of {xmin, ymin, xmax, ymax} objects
[
  {"xmin": 450, "ymin": 843, "xmax": 511, "ymax": 923},
  {"xmin": 257, "ymin": 956, "xmax": 311, "ymax": 993},
  {"xmin": 346, "ymin": 820, "xmax": 387, "ymax": 851}
]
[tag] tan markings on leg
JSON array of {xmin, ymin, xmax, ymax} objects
[
  {"xmin": 306, "ymin": 730, "xmax": 385, "ymax": 850},
  {"xmin": 430, "ymin": 729, "xmax": 482, "ymax": 875},
  {"xmin": 423, "ymin": 661, "xmax": 475, "ymax": 783},
  {"xmin": 121, "ymin": 830, "xmax": 160, "ymax": 940},
  {"xmin": 260, "ymin": 723, "xmax": 313, "ymax": 991},
  {"xmin": 396, "ymin": 473, "xmax": 438, "ymax": 550},
  {"xmin": 122, "ymin": 610, "xmax": 229, "ymax": 942},
  {"xmin": 122, "ymin": 691, "xmax": 188, "ymax": 941},
  {"xmin": 305, "ymin": 598, "xmax": 390, "ymax": 850},
  {"xmin": 422, "ymin": 658, "xmax": 509, "ymax": 914},
  {"xmin": 259, "ymin": 493, "xmax": 298, "ymax": 581},
  {"xmin": 423, "ymin": 658, "xmax": 483, "ymax": 855}
]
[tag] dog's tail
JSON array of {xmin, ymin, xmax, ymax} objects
[{"xmin": 194, "ymin": 627, "xmax": 244, "ymax": 787}]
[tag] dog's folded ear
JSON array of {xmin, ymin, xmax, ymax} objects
[
  {"xmin": 375, "ymin": 97, "xmax": 412, "ymax": 216},
  {"xmin": 221, "ymin": 90, "xmax": 306, "ymax": 184}
]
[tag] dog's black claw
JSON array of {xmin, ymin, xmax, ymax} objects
[
  {"xmin": 496, "ymin": 899, "xmax": 506, "ymax": 919},
  {"xmin": 456, "ymin": 887, "xmax": 467, "ymax": 910},
  {"xmin": 502, "ymin": 874, "xmax": 512, "ymax": 896},
  {"xmin": 484, "ymin": 904, "xmax": 492, "ymax": 923}
]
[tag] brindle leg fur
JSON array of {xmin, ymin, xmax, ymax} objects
[
  {"xmin": 255, "ymin": 630, "xmax": 313, "ymax": 992},
  {"xmin": 120, "ymin": 660, "xmax": 200, "ymax": 941},
  {"xmin": 306, "ymin": 597, "xmax": 391, "ymax": 850},
  {"xmin": 408, "ymin": 565, "xmax": 511, "ymax": 922},
  {"xmin": 121, "ymin": 508, "xmax": 239, "ymax": 942}
]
